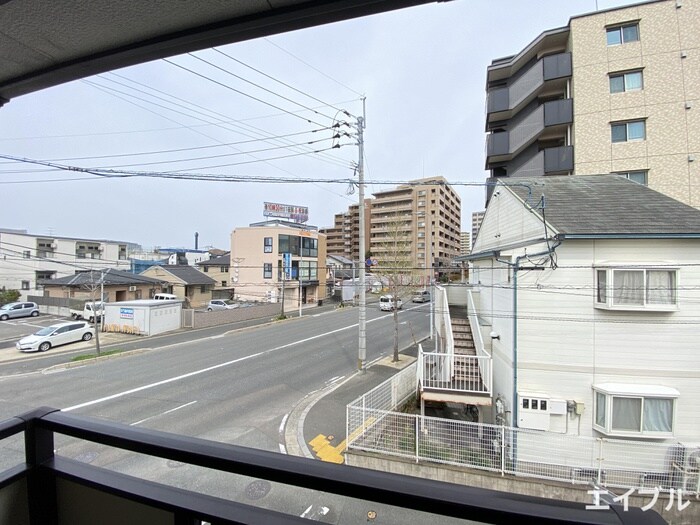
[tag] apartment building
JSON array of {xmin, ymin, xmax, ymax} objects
[
  {"xmin": 319, "ymin": 199, "xmax": 371, "ymax": 263},
  {"xmin": 459, "ymin": 231, "xmax": 471, "ymax": 256},
  {"xmin": 370, "ymin": 176, "xmax": 461, "ymax": 281},
  {"xmin": 471, "ymin": 211, "xmax": 485, "ymax": 247},
  {"xmin": 230, "ymin": 220, "xmax": 327, "ymax": 309},
  {"xmin": 484, "ymin": 0, "xmax": 699, "ymax": 206},
  {"xmin": 0, "ymin": 228, "xmax": 134, "ymax": 300}
]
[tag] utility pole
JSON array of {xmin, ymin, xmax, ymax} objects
[{"xmin": 357, "ymin": 98, "xmax": 367, "ymax": 372}]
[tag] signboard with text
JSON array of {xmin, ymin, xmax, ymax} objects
[
  {"xmin": 264, "ymin": 202, "xmax": 308, "ymax": 223},
  {"xmin": 120, "ymin": 308, "xmax": 134, "ymax": 319}
]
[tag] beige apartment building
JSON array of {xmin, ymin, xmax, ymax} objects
[
  {"xmin": 230, "ymin": 221, "xmax": 327, "ymax": 309},
  {"xmin": 370, "ymin": 176, "xmax": 461, "ymax": 282},
  {"xmin": 319, "ymin": 199, "xmax": 371, "ymax": 263},
  {"xmin": 485, "ymin": 0, "xmax": 700, "ymax": 207}
]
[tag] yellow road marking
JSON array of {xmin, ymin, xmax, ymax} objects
[{"xmin": 309, "ymin": 417, "xmax": 377, "ymax": 464}]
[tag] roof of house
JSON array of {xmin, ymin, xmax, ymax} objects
[
  {"xmin": 145, "ymin": 265, "xmax": 217, "ymax": 285},
  {"xmin": 197, "ymin": 254, "xmax": 230, "ymax": 266},
  {"xmin": 41, "ymin": 268, "xmax": 164, "ymax": 287},
  {"xmin": 327, "ymin": 254, "xmax": 354, "ymax": 265},
  {"xmin": 505, "ymin": 175, "xmax": 700, "ymax": 236}
]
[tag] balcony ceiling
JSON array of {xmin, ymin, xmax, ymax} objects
[{"xmin": 0, "ymin": 0, "xmax": 435, "ymax": 107}]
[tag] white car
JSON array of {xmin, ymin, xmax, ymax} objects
[
  {"xmin": 16, "ymin": 321, "xmax": 94, "ymax": 353},
  {"xmin": 207, "ymin": 299, "xmax": 239, "ymax": 311},
  {"xmin": 379, "ymin": 295, "xmax": 403, "ymax": 311}
]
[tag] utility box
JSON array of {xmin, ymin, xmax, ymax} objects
[
  {"xmin": 103, "ymin": 299, "xmax": 182, "ymax": 336},
  {"xmin": 518, "ymin": 393, "xmax": 550, "ymax": 431}
]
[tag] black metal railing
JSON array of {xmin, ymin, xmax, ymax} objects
[{"xmin": 0, "ymin": 408, "xmax": 666, "ymax": 525}]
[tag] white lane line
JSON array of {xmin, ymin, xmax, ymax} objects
[
  {"xmin": 209, "ymin": 334, "xmax": 225, "ymax": 339},
  {"xmin": 279, "ymin": 413, "xmax": 289, "ymax": 435},
  {"xmin": 63, "ymin": 312, "xmax": 421, "ymax": 412},
  {"xmin": 130, "ymin": 400, "xmax": 198, "ymax": 426}
]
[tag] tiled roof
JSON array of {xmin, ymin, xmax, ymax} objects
[
  {"xmin": 154, "ymin": 265, "xmax": 217, "ymax": 285},
  {"xmin": 505, "ymin": 175, "xmax": 700, "ymax": 236},
  {"xmin": 42, "ymin": 268, "xmax": 164, "ymax": 287}
]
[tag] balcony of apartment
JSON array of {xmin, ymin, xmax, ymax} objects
[
  {"xmin": 418, "ymin": 286, "xmax": 492, "ymax": 407},
  {"xmin": 486, "ymin": 52, "xmax": 571, "ymax": 126},
  {"xmin": 486, "ymin": 98, "xmax": 572, "ymax": 167},
  {"xmin": 3, "ymin": 408, "xmax": 657, "ymax": 525}
]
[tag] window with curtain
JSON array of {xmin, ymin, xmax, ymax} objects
[
  {"xmin": 594, "ymin": 389, "xmax": 675, "ymax": 436},
  {"xmin": 595, "ymin": 267, "xmax": 678, "ymax": 310}
]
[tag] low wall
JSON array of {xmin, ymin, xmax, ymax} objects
[
  {"xmin": 346, "ymin": 451, "xmax": 696, "ymax": 525},
  {"xmin": 191, "ymin": 303, "xmax": 282, "ymax": 329}
]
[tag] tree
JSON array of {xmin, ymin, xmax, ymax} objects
[
  {"xmin": 80, "ymin": 271, "xmax": 105, "ymax": 356},
  {"xmin": 372, "ymin": 217, "xmax": 418, "ymax": 362},
  {"xmin": 0, "ymin": 289, "xmax": 21, "ymax": 305}
]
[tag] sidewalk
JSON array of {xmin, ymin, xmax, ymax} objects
[{"xmin": 285, "ymin": 337, "xmax": 435, "ymax": 463}]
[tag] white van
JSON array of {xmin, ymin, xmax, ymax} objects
[{"xmin": 153, "ymin": 293, "xmax": 178, "ymax": 301}]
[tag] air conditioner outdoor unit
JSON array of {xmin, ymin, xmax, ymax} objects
[
  {"xmin": 128, "ymin": 286, "xmax": 137, "ymax": 292},
  {"xmin": 678, "ymin": 443, "xmax": 700, "ymax": 492}
]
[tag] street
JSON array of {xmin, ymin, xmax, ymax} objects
[{"xmin": 0, "ymin": 303, "xmax": 469, "ymax": 524}]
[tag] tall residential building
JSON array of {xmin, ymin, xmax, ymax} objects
[
  {"xmin": 319, "ymin": 199, "xmax": 371, "ymax": 263},
  {"xmin": 471, "ymin": 211, "xmax": 485, "ymax": 247},
  {"xmin": 0, "ymin": 228, "xmax": 134, "ymax": 300},
  {"xmin": 484, "ymin": 0, "xmax": 699, "ymax": 207},
  {"xmin": 459, "ymin": 231, "xmax": 471, "ymax": 256},
  {"xmin": 370, "ymin": 176, "xmax": 461, "ymax": 279}
]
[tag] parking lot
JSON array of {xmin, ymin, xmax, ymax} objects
[{"xmin": 0, "ymin": 313, "xmax": 74, "ymax": 350}]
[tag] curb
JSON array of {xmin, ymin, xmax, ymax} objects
[
  {"xmin": 42, "ymin": 348, "xmax": 151, "ymax": 373},
  {"xmin": 283, "ymin": 337, "xmax": 427, "ymax": 460}
]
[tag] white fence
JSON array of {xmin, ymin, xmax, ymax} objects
[
  {"xmin": 467, "ymin": 288, "xmax": 492, "ymax": 393},
  {"xmin": 420, "ymin": 351, "xmax": 492, "ymax": 393},
  {"xmin": 347, "ymin": 362, "xmax": 699, "ymax": 495}
]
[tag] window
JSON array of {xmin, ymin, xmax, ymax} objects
[
  {"xmin": 609, "ymin": 71, "xmax": 643, "ymax": 93},
  {"xmin": 263, "ymin": 263, "xmax": 272, "ymax": 279},
  {"xmin": 23, "ymin": 250, "xmax": 31, "ymax": 258},
  {"xmin": 21, "ymin": 280, "xmax": 30, "ymax": 290},
  {"xmin": 221, "ymin": 266, "xmax": 229, "ymax": 273},
  {"xmin": 221, "ymin": 281, "xmax": 227, "ymax": 287},
  {"xmin": 611, "ymin": 120, "xmax": 645, "ymax": 143},
  {"xmin": 278, "ymin": 235, "xmax": 299, "ymax": 256},
  {"xmin": 595, "ymin": 267, "xmax": 678, "ymax": 310},
  {"xmin": 594, "ymin": 385, "xmax": 677, "ymax": 436},
  {"xmin": 606, "ymin": 23, "xmax": 639, "ymax": 46},
  {"xmin": 203, "ymin": 266, "xmax": 209, "ymax": 273},
  {"xmin": 264, "ymin": 237, "xmax": 273, "ymax": 253},
  {"xmin": 301, "ymin": 237, "xmax": 318, "ymax": 257},
  {"xmin": 200, "ymin": 285, "xmax": 206, "ymax": 293},
  {"xmin": 615, "ymin": 170, "xmax": 648, "ymax": 185}
]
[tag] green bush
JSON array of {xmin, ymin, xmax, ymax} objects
[{"xmin": 0, "ymin": 289, "xmax": 21, "ymax": 305}]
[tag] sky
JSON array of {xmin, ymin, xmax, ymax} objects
[{"xmin": 0, "ymin": 0, "xmax": 642, "ymax": 251}]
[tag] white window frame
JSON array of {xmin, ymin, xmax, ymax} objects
[
  {"xmin": 611, "ymin": 119, "xmax": 646, "ymax": 143},
  {"xmin": 609, "ymin": 70, "xmax": 643, "ymax": 93},
  {"xmin": 606, "ymin": 22, "xmax": 640, "ymax": 46},
  {"xmin": 593, "ymin": 384, "xmax": 677, "ymax": 438},
  {"xmin": 595, "ymin": 266, "xmax": 679, "ymax": 311},
  {"xmin": 614, "ymin": 170, "xmax": 648, "ymax": 185}
]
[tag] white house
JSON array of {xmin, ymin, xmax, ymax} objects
[
  {"xmin": 0, "ymin": 228, "xmax": 134, "ymax": 300},
  {"xmin": 460, "ymin": 175, "xmax": 700, "ymax": 444}
]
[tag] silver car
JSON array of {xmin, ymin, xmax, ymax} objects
[
  {"xmin": 16, "ymin": 321, "xmax": 94, "ymax": 352},
  {"xmin": 0, "ymin": 302, "xmax": 39, "ymax": 321},
  {"xmin": 207, "ymin": 299, "xmax": 239, "ymax": 311}
]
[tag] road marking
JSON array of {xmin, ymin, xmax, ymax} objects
[
  {"xmin": 63, "ymin": 311, "xmax": 423, "ymax": 412},
  {"xmin": 130, "ymin": 400, "xmax": 197, "ymax": 426}
]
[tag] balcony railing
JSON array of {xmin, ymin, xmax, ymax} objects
[
  {"xmin": 0, "ymin": 408, "xmax": 659, "ymax": 525},
  {"xmin": 486, "ymin": 99, "xmax": 572, "ymax": 163},
  {"xmin": 420, "ymin": 352, "xmax": 492, "ymax": 393},
  {"xmin": 487, "ymin": 52, "xmax": 571, "ymax": 121}
]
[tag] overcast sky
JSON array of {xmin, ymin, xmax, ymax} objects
[{"xmin": 0, "ymin": 0, "xmax": 641, "ymax": 251}]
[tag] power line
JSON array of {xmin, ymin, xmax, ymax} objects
[
  {"xmin": 163, "ymin": 58, "xmax": 331, "ymax": 129},
  {"xmin": 264, "ymin": 37, "xmax": 363, "ymax": 97},
  {"xmin": 211, "ymin": 47, "xmax": 354, "ymax": 118}
]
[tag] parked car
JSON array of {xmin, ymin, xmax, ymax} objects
[
  {"xmin": 153, "ymin": 293, "xmax": 178, "ymax": 301},
  {"xmin": 70, "ymin": 301, "xmax": 105, "ymax": 323},
  {"xmin": 379, "ymin": 295, "xmax": 403, "ymax": 311},
  {"xmin": 0, "ymin": 302, "xmax": 39, "ymax": 321},
  {"xmin": 412, "ymin": 290, "xmax": 431, "ymax": 303},
  {"xmin": 16, "ymin": 321, "xmax": 94, "ymax": 352},
  {"xmin": 207, "ymin": 299, "xmax": 239, "ymax": 311}
]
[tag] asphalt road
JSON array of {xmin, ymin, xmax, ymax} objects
[{"xmin": 0, "ymin": 302, "xmax": 472, "ymax": 524}]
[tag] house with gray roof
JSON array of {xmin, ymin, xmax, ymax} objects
[
  {"xmin": 449, "ymin": 175, "xmax": 700, "ymax": 448},
  {"xmin": 140, "ymin": 265, "xmax": 216, "ymax": 307},
  {"xmin": 40, "ymin": 268, "xmax": 166, "ymax": 303},
  {"xmin": 196, "ymin": 253, "xmax": 235, "ymax": 300}
]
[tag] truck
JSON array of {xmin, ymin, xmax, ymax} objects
[{"xmin": 69, "ymin": 301, "xmax": 105, "ymax": 323}]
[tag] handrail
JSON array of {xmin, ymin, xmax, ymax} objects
[
  {"xmin": 0, "ymin": 408, "xmax": 664, "ymax": 524},
  {"xmin": 468, "ymin": 288, "xmax": 492, "ymax": 393}
]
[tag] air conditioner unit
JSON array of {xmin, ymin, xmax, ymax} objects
[
  {"xmin": 677, "ymin": 443, "xmax": 700, "ymax": 492},
  {"xmin": 50, "ymin": 243, "xmax": 57, "ymax": 249},
  {"xmin": 128, "ymin": 286, "xmax": 137, "ymax": 292}
]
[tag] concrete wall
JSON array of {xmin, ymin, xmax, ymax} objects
[{"xmin": 346, "ymin": 450, "xmax": 696, "ymax": 525}]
